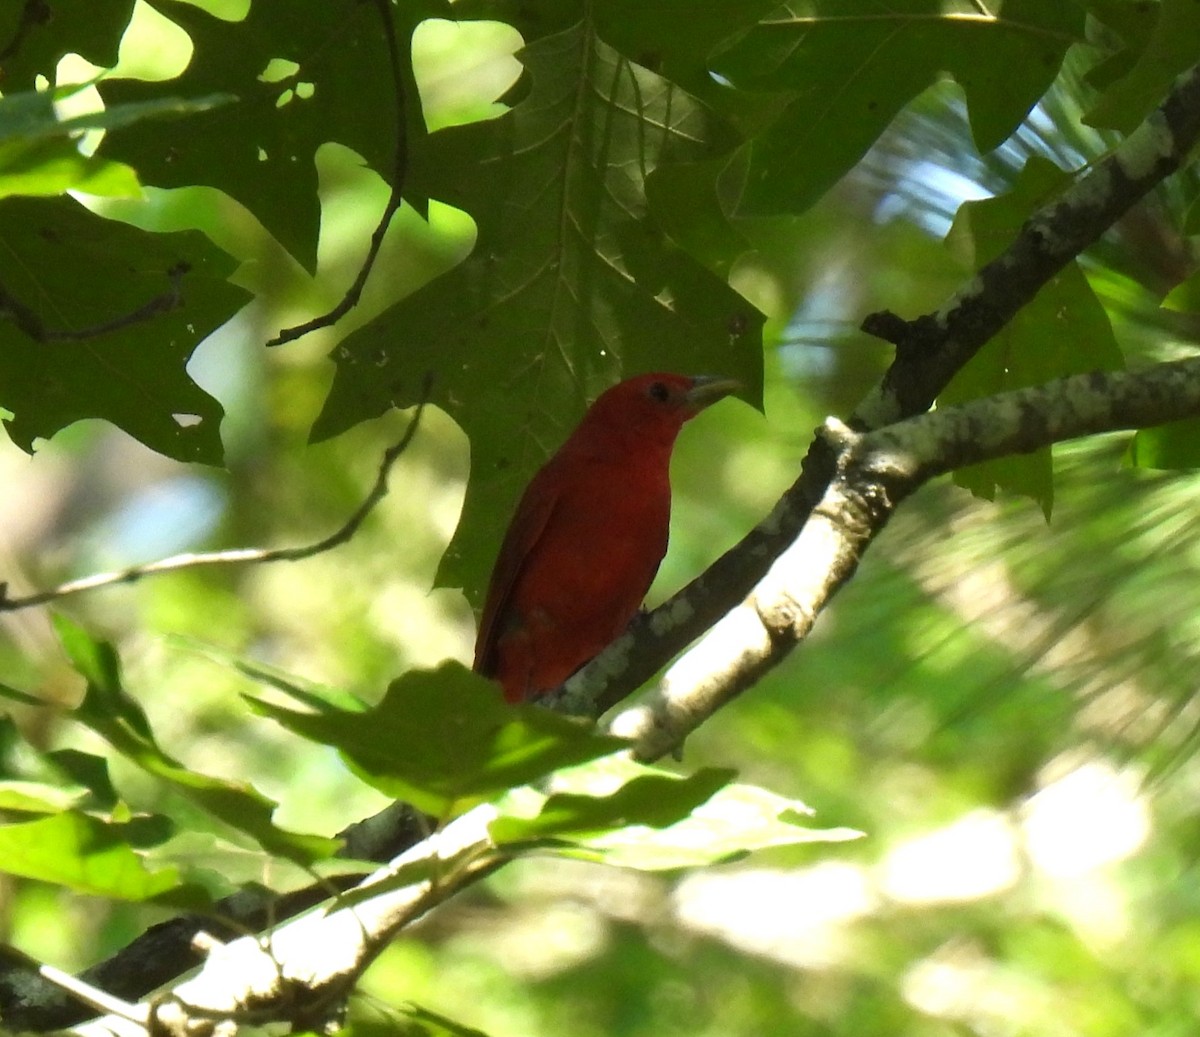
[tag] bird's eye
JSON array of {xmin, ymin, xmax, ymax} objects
[{"xmin": 648, "ymin": 381, "xmax": 670, "ymax": 403}]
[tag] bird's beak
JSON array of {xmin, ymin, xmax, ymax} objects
[{"xmin": 685, "ymin": 376, "xmax": 742, "ymax": 415}]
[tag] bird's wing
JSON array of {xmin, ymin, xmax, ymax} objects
[{"xmin": 473, "ymin": 469, "xmax": 562, "ymax": 676}]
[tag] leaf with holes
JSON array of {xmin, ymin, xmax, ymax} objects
[
  {"xmin": 97, "ymin": 0, "xmax": 446, "ymax": 271},
  {"xmin": 0, "ymin": 196, "xmax": 248, "ymax": 462}
]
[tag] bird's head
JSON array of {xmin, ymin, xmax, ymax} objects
[{"xmin": 575, "ymin": 372, "xmax": 741, "ymax": 455}]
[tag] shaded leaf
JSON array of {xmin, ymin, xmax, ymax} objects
[
  {"xmin": 0, "ymin": 195, "xmax": 248, "ymax": 462},
  {"xmin": 98, "ymin": 0, "xmax": 445, "ymax": 270},
  {"xmin": 0, "ymin": 0, "xmax": 135, "ymax": 89},
  {"xmin": 942, "ymin": 156, "xmax": 1124, "ymax": 513},
  {"xmin": 314, "ymin": 21, "xmax": 763, "ymax": 605},
  {"xmin": 1082, "ymin": 0, "xmax": 1162, "ymax": 96},
  {"xmin": 46, "ymin": 749, "xmax": 121, "ymax": 813},
  {"xmin": 1085, "ymin": 0, "xmax": 1200, "ymax": 132},
  {"xmin": 248, "ymin": 661, "xmax": 627, "ymax": 818}
]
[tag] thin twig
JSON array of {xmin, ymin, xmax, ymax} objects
[
  {"xmin": 0, "ymin": 374, "xmax": 433, "ymax": 613},
  {"xmin": 267, "ymin": 0, "xmax": 409, "ymax": 348},
  {"xmin": 0, "ymin": 263, "xmax": 188, "ymax": 343}
]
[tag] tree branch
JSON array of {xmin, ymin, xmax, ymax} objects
[
  {"xmin": 67, "ymin": 807, "xmax": 503, "ymax": 1037},
  {"xmin": 0, "ymin": 377, "xmax": 432, "ymax": 612},
  {"xmin": 612, "ymin": 357, "xmax": 1200, "ymax": 758},
  {"xmin": 859, "ymin": 63, "xmax": 1200, "ymax": 425},
  {"xmin": 550, "ymin": 59, "xmax": 1200, "ymax": 719}
]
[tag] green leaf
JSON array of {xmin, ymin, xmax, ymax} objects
[
  {"xmin": 248, "ymin": 661, "xmax": 628, "ymax": 818},
  {"xmin": 154, "ymin": 830, "xmax": 375, "ymax": 900},
  {"xmin": 0, "ymin": 85, "xmax": 235, "ymax": 145},
  {"xmin": 0, "ymin": 137, "xmax": 140, "ymax": 200},
  {"xmin": 1186, "ymin": 194, "xmax": 1200, "ymax": 237},
  {"xmin": 710, "ymin": 0, "xmax": 1084, "ymax": 216},
  {"xmin": 0, "ymin": 85, "xmax": 234, "ymax": 199},
  {"xmin": 397, "ymin": 1004, "xmax": 494, "ymax": 1037},
  {"xmin": 494, "ymin": 757, "xmax": 861, "ymax": 870},
  {"xmin": 0, "ymin": 811, "xmax": 207, "ymax": 906},
  {"xmin": 0, "ymin": 781, "xmax": 84, "ymax": 814},
  {"xmin": 314, "ymin": 21, "xmax": 763, "ymax": 604},
  {"xmin": 46, "ymin": 749, "xmax": 121, "ymax": 812},
  {"xmin": 941, "ymin": 156, "xmax": 1125, "ymax": 513},
  {"xmin": 1085, "ymin": 0, "xmax": 1200, "ymax": 132},
  {"xmin": 0, "ymin": 0, "xmax": 135, "ymax": 89},
  {"xmin": 337, "ymin": 1004, "xmax": 493, "ymax": 1037},
  {"xmin": 589, "ymin": 0, "xmax": 782, "ymax": 119},
  {"xmin": 646, "ymin": 153, "xmax": 752, "ymax": 276},
  {"xmin": 0, "ymin": 195, "xmax": 249, "ymax": 463},
  {"xmin": 1127, "ymin": 417, "xmax": 1200, "ymax": 469},
  {"xmin": 489, "ymin": 765, "xmax": 736, "ymax": 846},
  {"xmin": 1082, "ymin": 0, "xmax": 1162, "ymax": 96},
  {"xmin": 97, "ymin": 0, "xmax": 445, "ymax": 271},
  {"xmin": 52, "ymin": 616, "xmax": 339, "ymax": 865},
  {"xmin": 171, "ymin": 634, "xmax": 370, "ymax": 714},
  {"xmin": 1163, "ymin": 266, "xmax": 1200, "ymax": 313}
]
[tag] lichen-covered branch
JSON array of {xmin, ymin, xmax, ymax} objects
[{"xmin": 611, "ymin": 357, "xmax": 1200, "ymax": 759}]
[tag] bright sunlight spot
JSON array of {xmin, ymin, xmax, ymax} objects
[
  {"xmin": 881, "ymin": 809, "xmax": 1020, "ymax": 903},
  {"xmin": 673, "ymin": 863, "xmax": 876, "ymax": 969},
  {"xmin": 1022, "ymin": 758, "xmax": 1150, "ymax": 877}
]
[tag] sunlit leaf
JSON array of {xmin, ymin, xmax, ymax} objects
[
  {"xmin": 337, "ymin": 1004, "xmax": 493, "ymax": 1037},
  {"xmin": 171, "ymin": 635, "xmax": 370, "ymax": 714},
  {"xmin": 1127, "ymin": 417, "xmax": 1200, "ymax": 469},
  {"xmin": 0, "ymin": 196, "xmax": 249, "ymax": 463},
  {"xmin": 489, "ymin": 765, "xmax": 736, "ymax": 846},
  {"xmin": 53, "ymin": 616, "xmax": 339, "ymax": 865},
  {"xmin": 0, "ymin": 781, "xmax": 83, "ymax": 814},
  {"xmin": 493, "ymin": 758, "xmax": 861, "ymax": 870},
  {"xmin": 0, "ymin": 811, "xmax": 208, "ymax": 906}
]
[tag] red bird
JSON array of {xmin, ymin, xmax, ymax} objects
[{"xmin": 474, "ymin": 372, "xmax": 739, "ymax": 703}]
